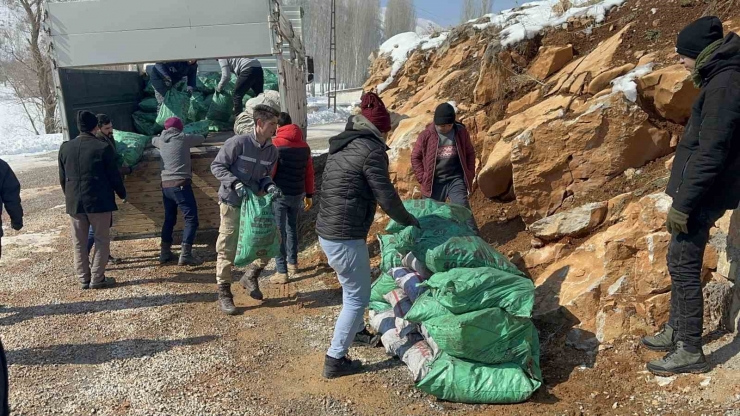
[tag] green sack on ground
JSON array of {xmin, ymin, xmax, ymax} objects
[
  {"xmin": 422, "ymin": 308, "xmax": 538, "ymax": 366},
  {"xmin": 379, "ymin": 234, "xmax": 403, "ymax": 273},
  {"xmin": 369, "ymin": 300, "xmax": 392, "ymax": 312},
  {"xmin": 206, "ymin": 91, "xmax": 233, "ymax": 123},
  {"xmin": 156, "ymin": 89, "xmax": 191, "ymax": 128},
  {"xmin": 424, "ymin": 267, "xmax": 535, "ymax": 318},
  {"xmin": 235, "ymin": 192, "xmax": 280, "ymax": 267},
  {"xmin": 396, "ymin": 215, "xmax": 476, "ymax": 261},
  {"xmin": 183, "ymin": 120, "xmax": 210, "ymax": 137},
  {"xmin": 405, "ymin": 291, "xmax": 451, "ymax": 323},
  {"xmin": 370, "ymin": 273, "xmax": 396, "ymax": 304},
  {"xmin": 139, "ymin": 97, "xmax": 159, "ymax": 113},
  {"xmin": 113, "ymin": 130, "xmax": 151, "ymax": 167},
  {"xmin": 386, "ymin": 200, "xmax": 447, "ymax": 233},
  {"xmin": 187, "ymin": 92, "xmax": 209, "ymax": 123},
  {"xmin": 264, "ymin": 68, "xmax": 279, "ymax": 91},
  {"xmin": 426, "ymin": 236, "xmax": 525, "ymax": 277},
  {"xmin": 416, "ymin": 353, "xmax": 542, "ymax": 404},
  {"xmin": 132, "ymin": 111, "xmax": 162, "ymax": 136}
]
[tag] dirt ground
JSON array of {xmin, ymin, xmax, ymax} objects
[{"xmin": 0, "ymin": 154, "xmax": 738, "ymax": 416}]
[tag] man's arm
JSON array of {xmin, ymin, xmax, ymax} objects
[
  {"xmin": 305, "ymin": 151, "xmax": 315, "ymax": 197},
  {"xmin": 217, "ymin": 59, "xmax": 231, "ymax": 91},
  {"xmin": 410, "ymin": 130, "xmax": 428, "ymax": 185},
  {"xmin": 103, "ymin": 145, "xmax": 126, "ymax": 200},
  {"xmin": 364, "ymin": 148, "xmax": 416, "ymax": 226},
  {"xmin": 58, "ymin": 147, "xmax": 66, "ymax": 193},
  {"xmin": 154, "ymin": 63, "xmax": 170, "ymax": 79},
  {"xmin": 211, "ymin": 137, "xmax": 241, "ymax": 190},
  {"xmin": 187, "ymin": 63, "xmax": 198, "ymax": 89},
  {"xmin": 673, "ymin": 86, "xmax": 740, "ymax": 214},
  {"xmin": 0, "ymin": 162, "xmax": 23, "ymax": 228},
  {"xmin": 152, "ymin": 135, "xmax": 162, "ymax": 149},
  {"xmin": 460, "ymin": 126, "xmax": 476, "ymax": 177},
  {"xmin": 184, "ymin": 134, "xmax": 206, "ymax": 148}
]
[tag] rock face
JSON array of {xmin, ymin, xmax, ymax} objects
[
  {"xmin": 511, "ymin": 93, "xmax": 672, "ymax": 223},
  {"xmin": 527, "ymin": 45, "xmax": 574, "ymax": 80},
  {"xmin": 636, "ymin": 64, "xmax": 699, "ymax": 124},
  {"xmin": 386, "ymin": 116, "xmax": 429, "ymax": 198},
  {"xmin": 533, "ymin": 193, "xmax": 718, "ymax": 343},
  {"xmin": 529, "ymin": 202, "xmax": 609, "ymax": 241}
]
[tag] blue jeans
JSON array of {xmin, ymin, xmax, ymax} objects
[
  {"xmin": 87, "ymin": 216, "xmax": 114, "ymax": 252},
  {"xmin": 161, "ymin": 184, "xmax": 199, "ymax": 245},
  {"xmin": 273, "ymin": 193, "xmax": 304, "ymax": 274},
  {"xmin": 319, "ymin": 237, "xmax": 371, "ymax": 359}
]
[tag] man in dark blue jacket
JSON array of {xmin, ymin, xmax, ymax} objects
[
  {"xmin": 146, "ymin": 60, "xmax": 198, "ymax": 108},
  {"xmin": 0, "ymin": 158, "xmax": 23, "ymax": 260},
  {"xmin": 643, "ymin": 16, "xmax": 740, "ymax": 376}
]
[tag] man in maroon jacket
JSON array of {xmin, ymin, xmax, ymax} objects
[{"xmin": 411, "ymin": 103, "xmax": 478, "ymax": 233}]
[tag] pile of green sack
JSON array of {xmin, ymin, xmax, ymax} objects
[
  {"xmin": 368, "ymin": 199, "xmax": 542, "ymax": 404},
  {"xmin": 116, "ymin": 68, "xmax": 280, "ymax": 168}
]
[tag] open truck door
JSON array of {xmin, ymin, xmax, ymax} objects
[{"xmin": 45, "ymin": 0, "xmax": 307, "ymax": 239}]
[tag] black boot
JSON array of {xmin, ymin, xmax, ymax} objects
[
  {"xmin": 178, "ymin": 243, "xmax": 203, "ymax": 266},
  {"xmin": 159, "ymin": 242, "xmax": 175, "ymax": 264},
  {"xmin": 322, "ymin": 355, "xmax": 362, "ymax": 379},
  {"xmin": 353, "ymin": 329, "xmax": 381, "ymax": 348},
  {"xmin": 218, "ymin": 284, "xmax": 237, "ymax": 315},
  {"xmin": 90, "ymin": 277, "xmax": 116, "ymax": 290},
  {"xmin": 240, "ymin": 265, "xmax": 264, "ymax": 300}
]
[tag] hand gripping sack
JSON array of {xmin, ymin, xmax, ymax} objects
[{"xmin": 234, "ymin": 192, "xmax": 280, "ymax": 267}]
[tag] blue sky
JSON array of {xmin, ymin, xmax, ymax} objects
[{"xmin": 380, "ymin": 0, "xmax": 523, "ymax": 27}]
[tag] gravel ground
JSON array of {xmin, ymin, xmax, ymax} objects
[{"xmin": 0, "ymin": 154, "xmax": 739, "ymax": 415}]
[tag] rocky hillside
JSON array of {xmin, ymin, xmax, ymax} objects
[{"xmin": 364, "ymin": 0, "xmax": 740, "ymax": 346}]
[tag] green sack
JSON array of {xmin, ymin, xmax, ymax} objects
[
  {"xmin": 404, "ymin": 291, "xmax": 451, "ymax": 322},
  {"xmin": 424, "ymin": 267, "xmax": 535, "ymax": 318},
  {"xmin": 144, "ymin": 80, "xmax": 155, "ymax": 96},
  {"xmin": 370, "ymin": 273, "xmax": 396, "ymax": 304},
  {"xmin": 132, "ymin": 111, "xmax": 162, "ymax": 136},
  {"xmin": 156, "ymin": 89, "xmax": 191, "ymax": 128},
  {"xmin": 208, "ymin": 119, "xmax": 233, "ymax": 132},
  {"xmin": 183, "ymin": 120, "xmax": 210, "ymax": 136},
  {"xmin": 198, "ymin": 73, "xmax": 221, "ymax": 94},
  {"xmin": 139, "ymin": 97, "xmax": 159, "ymax": 113},
  {"xmin": 187, "ymin": 92, "xmax": 209, "ymax": 122},
  {"xmin": 422, "ymin": 308, "xmax": 538, "ymax": 366},
  {"xmin": 426, "ymin": 236, "xmax": 524, "ymax": 277},
  {"xmin": 379, "ymin": 234, "xmax": 403, "ymax": 273},
  {"xmin": 416, "ymin": 353, "xmax": 542, "ymax": 404},
  {"xmin": 113, "ymin": 130, "xmax": 151, "ymax": 167},
  {"xmin": 396, "ymin": 215, "xmax": 476, "ymax": 261},
  {"xmin": 263, "ymin": 68, "xmax": 279, "ymax": 91},
  {"xmin": 234, "ymin": 192, "xmax": 280, "ymax": 267},
  {"xmin": 369, "ymin": 300, "xmax": 392, "ymax": 312},
  {"xmin": 206, "ymin": 91, "xmax": 234, "ymax": 123},
  {"xmin": 386, "ymin": 199, "xmax": 447, "ymax": 233}
]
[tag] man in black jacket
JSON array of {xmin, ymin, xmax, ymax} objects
[
  {"xmin": 642, "ymin": 16, "xmax": 740, "ymax": 376},
  {"xmin": 59, "ymin": 111, "xmax": 127, "ymax": 290},
  {"xmin": 0, "ymin": 158, "xmax": 23, "ymax": 260},
  {"xmin": 316, "ymin": 102, "xmax": 419, "ymax": 379}
]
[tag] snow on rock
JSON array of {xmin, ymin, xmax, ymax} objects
[
  {"xmin": 611, "ymin": 64, "xmax": 654, "ymax": 102},
  {"xmin": 377, "ymin": 32, "xmax": 448, "ymax": 93}
]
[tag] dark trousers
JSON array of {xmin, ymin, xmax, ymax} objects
[
  {"xmin": 430, "ymin": 176, "xmax": 479, "ymax": 233},
  {"xmin": 273, "ymin": 193, "xmax": 304, "ymax": 274},
  {"xmin": 233, "ymin": 67, "xmax": 264, "ymax": 114},
  {"xmin": 87, "ymin": 216, "xmax": 114, "ymax": 252},
  {"xmin": 161, "ymin": 184, "xmax": 199, "ymax": 245},
  {"xmin": 146, "ymin": 66, "xmax": 169, "ymax": 106},
  {"xmin": 667, "ymin": 206, "xmax": 726, "ymax": 349}
]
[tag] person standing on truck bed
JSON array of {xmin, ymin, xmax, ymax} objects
[
  {"xmin": 58, "ymin": 111, "xmax": 126, "ymax": 290},
  {"xmin": 210, "ymin": 104, "xmax": 283, "ymax": 316},
  {"xmin": 147, "ymin": 60, "xmax": 198, "ymax": 109},
  {"xmin": 152, "ymin": 117, "xmax": 207, "ymax": 267},
  {"xmin": 411, "ymin": 102, "xmax": 479, "ymax": 234},
  {"xmin": 269, "ymin": 112, "xmax": 315, "ymax": 285},
  {"xmin": 216, "ymin": 58, "xmax": 264, "ymax": 115}
]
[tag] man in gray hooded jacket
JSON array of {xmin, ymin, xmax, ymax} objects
[{"xmin": 217, "ymin": 58, "xmax": 264, "ymax": 115}]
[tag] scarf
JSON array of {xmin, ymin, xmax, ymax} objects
[{"xmin": 692, "ymin": 38, "xmax": 723, "ymax": 88}]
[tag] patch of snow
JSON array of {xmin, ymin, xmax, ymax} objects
[
  {"xmin": 651, "ymin": 8, "xmax": 657, "ymax": 14},
  {"xmin": 0, "ymin": 86, "xmax": 63, "ymax": 157},
  {"xmin": 611, "ymin": 64, "xmax": 654, "ymax": 102},
  {"xmin": 308, "ymin": 105, "xmax": 353, "ymax": 126},
  {"xmin": 377, "ymin": 32, "xmax": 450, "ymax": 93}
]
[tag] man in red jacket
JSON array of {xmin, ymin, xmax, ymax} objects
[
  {"xmin": 271, "ymin": 112, "xmax": 315, "ymax": 284},
  {"xmin": 411, "ymin": 102, "xmax": 478, "ymax": 233}
]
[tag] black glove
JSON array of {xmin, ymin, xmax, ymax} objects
[
  {"xmin": 266, "ymin": 184, "xmax": 283, "ymax": 198},
  {"xmin": 164, "ymin": 77, "xmax": 172, "ymax": 88},
  {"xmin": 666, "ymin": 207, "xmax": 689, "ymax": 235},
  {"xmin": 11, "ymin": 221, "xmax": 22, "ymax": 231},
  {"xmin": 409, "ymin": 216, "xmax": 421, "ymax": 229}
]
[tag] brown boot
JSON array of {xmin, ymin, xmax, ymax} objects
[
  {"xmin": 218, "ymin": 284, "xmax": 237, "ymax": 315},
  {"xmin": 271, "ymin": 272, "xmax": 289, "ymax": 285},
  {"xmin": 240, "ymin": 265, "xmax": 264, "ymax": 300}
]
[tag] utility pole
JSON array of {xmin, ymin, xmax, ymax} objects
[{"xmin": 328, "ymin": 0, "xmax": 337, "ymax": 112}]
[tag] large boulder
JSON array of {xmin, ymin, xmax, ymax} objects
[
  {"xmin": 636, "ymin": 64, "xmax": 699, "ymax": 124},
  {"xmin": 387, "ymin": 116, "xmax": 428, "ymax": 198},
  {"xmin": 529, "ymin": 201, "xmax": 609, "ymax": 241},
  {"xmin": 511, "ymin": 93, "xmax": 672, "ymax": 224},
  {"xmin": 527, "ymin": 45, "xmax": 574, "ymax": 80}
]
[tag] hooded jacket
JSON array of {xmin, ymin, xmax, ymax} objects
[
  {"xmin": 411, "ymin": 122, "xmax": 476, "ymax": 198},
  {"xmin": 0, "ymin": 158, "xmax": 22, "ymax": 241},
  {"xmin": 316, "ymin": 115, "xmax": 416, "ymax": 241},
  {"xmin": 272, "ymin": 124, "xmax": 315, "ymax": 197},
  {"xmin": 152, "ymin": 128, "xmax": 206, "ymax": 184},
  {"xmin": 153, "ymin": 61, "xmax": 198, "ymax": 88},
  {"xmin": 667, "ymin": 33, "xmax": 740, "ymax": 214}
]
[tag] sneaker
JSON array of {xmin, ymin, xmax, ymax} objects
[
  {"xmin": 352, "ymin": 329, "xmax": 381, "ymax": 347},
  {"xmin": 288, "ymin": 264, "xmax": 298, "ymax": 275},
  {"xmin": 646, "ymin": 341, "xmax": 710, "ymax": 376},
  {"xmin": 90, "ymin": 277, "xmax": 116, "ymax": 289},
  {"xmin": 322, "ymin": 355, "xmax": 362, "ymax": 379},
  {"xmin": 271, "ymin": 272, "xmax": 289, "ymax": 285},
  {"xmin": 641, "ymin": 325, "xmax": 675, "ymax": 352}
]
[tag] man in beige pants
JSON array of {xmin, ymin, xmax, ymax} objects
[
  {"xmin": 211, "ymin": 105, "xmax": 281, "ymax": 315},
  {"xmin": 58, "ymin": 111, "xmax": 127, "ymax": 289}
]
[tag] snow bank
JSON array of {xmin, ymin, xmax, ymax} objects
[
  {"xmin": 611, "ymin": 64, "xmax": 654, "ymax": 102},
  {"xmin": 376, "ymin": 32, "xmax": 449, "ymax": 93},
  {"xmin": 0, "ymin": 86, "xmax": 62, "ymax": 157},
  {"xmin": 308, "ymin": 105, "xmax": 353, "ymax": 126}
]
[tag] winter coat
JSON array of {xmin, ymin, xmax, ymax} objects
[
  {"xmin": 211, "ymin": 132, "xmax": 277, "ymax": 207},
  {"xmin": 96, "ymin": 131, "xmax": 131, "ymax": 176},
  {"xmin": 411, "ymin": 122, "xmax": 476, "ymax": 198},
  {"xmin": 153, "ymin": 61, "xmax": 198, "ymax": 88},
  {"xmin": 667, "ymin": 33, "xmax": 740, "ymax": 215},
  {"xmin": 316, "ymin": 115, "xmax": 416, "ymax": 241},
  {"xmin": 0, "ymin": 158, "xmax": 23, "ymax": 241},
  {"xmin": 218, "ymin": 58, "xmax": 262, "ymax": 90},
  {"xmin": 152, "ymin": 128, "xmax": 206, "ymax": 183},
  {"xmin": 58, "ymin": 132, "xmax": 127, "ymax": 215},
  {"xmin": 272, "ymin": 124, "xmax": 315, "ymax": 197}
]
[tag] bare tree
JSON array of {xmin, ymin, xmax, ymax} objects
[
  {"xmin": 384, "ymin": 0, "xmax": 417, "ymax": 39},
  {"xmin": 481, "ymin": 0, "xmax": 494, "ymax": 15},
  {"xmin": 462, "ymin": 0, "xmax": 478, "ymax": 22},
  {"xmin": 0, "ymin": 0, "xmax": 59, "ymax": 134}
]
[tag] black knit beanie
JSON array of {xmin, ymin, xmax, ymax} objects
[
  {"xmin": 676, "ymin": 16, "xmax": 724, "ymax": 59},
  {"xmin": 77, "ymin": 110, "xmax": 98, "ymax": 133},
  {"xmin": 434, "ymin": 103, "xmax": 456, "ymax": 125}
]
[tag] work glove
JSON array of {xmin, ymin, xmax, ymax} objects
[
  {"xmin": 235, "ymin": 182, "xmax": 249, "ymax": 198},
  {"xmin": 266, "ymin": 184, "xmax": 283, "ymax": 198},
  {"xmin": 11, "ymin": 221, "xmax": 22, "ymax": 231},
  {"xmin": 163, "ymin": 77, "xmax": 173, "ymax": 88},
  {"xmin": 186, "ymin": 86, "xmax": 194, "ymax": 95},
  {"xmin": 215, "ymin": 85, "xmax": 223, "ymax": 94},
  {"xmin": 665, "ymin": 207, "xmax": 689, "ymax": 235},
  {"xmin": 304, "ymin": 197, "xmax": 313, "ymax": 211},
  {"xmin": 122, "ymin": 198, "xmax": 128, "ymax": 204}
]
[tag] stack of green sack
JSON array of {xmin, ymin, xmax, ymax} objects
[{"xmin": 368, "ymin": 199, "xmax": 542, "ymax": 404}]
